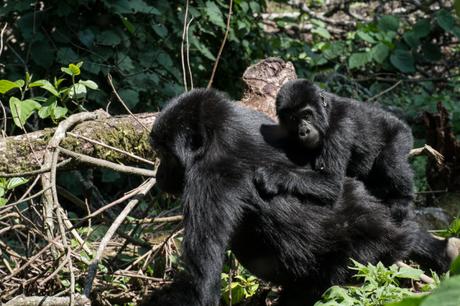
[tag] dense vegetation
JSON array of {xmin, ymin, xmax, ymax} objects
[{"xmin": 1, "ymin": 0, "xmax": 460, "ymax": 305}]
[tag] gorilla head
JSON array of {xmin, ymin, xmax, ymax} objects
[{"xmin": 276, "ymin": 79, "xmax": 329, "ymax": 150}]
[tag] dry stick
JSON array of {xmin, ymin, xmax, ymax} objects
[
  {"xmin": 185, "ymin": 17, "xmax": 194, "ymax": 89},
  {"xmin": 0, "ymin": 188, "xmax": 50, "ymax": 210},
  {"xmin": 0, "ymin": 98, "xmax": 7, "ymax": 136},
  {"xmin": 0, "ymin": 22, "xmax": 8, "ymax": 57},
  {"xmin": 41, "ymin": 111, "xmax": 106, "ymax": 243},
  {"xmin": 131, "ymin": 215, "xmax": 183, "ymax": 224},
  {"xmin": 366, "ymin": 80, "xmax": 402, "ymax": 102},
  {"xmin": 80, "ymin": 179, "xmax": 155, "ymax": 222},
  {"xmin": 83, "ymin": 177, "xmax": 156, "ymax": 297},
  {"xmin": 107, "ymin": 73, "xmax": 149, "ymax": 132},
  {"xmin": 59, "ymin": 147, "xmax": 156, "ymax": 177},
  {"xmin": 66, "ymin": 131, "xmax": 156, "ymax": 166},
  {"xmin": 180, "ymin": 0, "xmax": 190, "ymax": 91},
  {"xmin": 207, "ymin": 0, "xmax": 233, "ymax": 88},
  {"xmin": 3, "ymin": 294, "xmax": 90, "ymax": 306},
  {"xmin": 409, "ymin": 144, "xmax": 444, "ymax": 167},
  {"xmin": 0, "ymin": 159, "xmax": 72, "ymax": 178},
  {"xmin": 396, "ymin": 261, "xmax": 434, "ymax": 284}
]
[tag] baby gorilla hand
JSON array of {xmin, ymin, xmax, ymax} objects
[{"xmin": 254, "ymin": 166, "xmax": 285, "ymax": 196}]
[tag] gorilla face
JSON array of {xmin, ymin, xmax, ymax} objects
[
  {"xmin": 155, "ymin": 152, "xmax": 185, "ymax": 196},
  {"xmin": 279, "ymin": 105, "xmax": 321, "ymax": 150}
]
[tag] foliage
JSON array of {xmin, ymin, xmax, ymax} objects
[
  {"xmin": 0, "ymin": 0, "xmax": 267, "ymax": 113},
  {"xmin": 0, "ymin": 62, "xmax": 98, "ymax": 129},
  {"xmin": 314, "ymin": 260, "xmax": 432, "ymax": 306},
  {"xmin": 0, "ymin": 177, "xmax": 29, "ymax": 206},
  {"xmin": 221, "ymin": 266, "xmax": 260, "ymax": 305},
  {"xmin": 386, "ymin": 275, "xmax": 460, "ymax": 306}
]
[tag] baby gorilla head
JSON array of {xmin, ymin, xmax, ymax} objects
[{"xmin": 276, "ymin": 79, "xmax": 330, "ymax": 150}]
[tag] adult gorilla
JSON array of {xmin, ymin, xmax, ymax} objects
[{"xmin": 144, "ymin": 89, "xmax": 455, "ymax": 306}]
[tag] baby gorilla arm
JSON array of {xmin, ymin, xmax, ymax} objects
[{"xmin": 255, "ymin": 123, "xmax": 353, "ymax": 206}]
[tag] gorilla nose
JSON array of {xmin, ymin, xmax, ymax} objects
[{"xmin": 299, "ymin": 128, "xmax": 310, "ymax": 137}]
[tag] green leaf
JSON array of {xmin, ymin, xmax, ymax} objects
[
  {"xmin": 152, "ymin": 24, "xmax": 168, "ymax": 38},
  {"xmin": 68, "ymin": 83, "xmax": 87, "ymax": 100},
  {"xmin": 404, "ymin": 31, "xmax": 421, "ymax": 48},
  {"xmin": 390, "ymin": 49, "xmax": 415, "ymax": 73},
  {"xmin": 38, "ymin": 98, "xmax": 57, "ymax": 119},
  {"xmin": 56, "ymin": 47, "xmax": 79, "ymax": 64},
  {"xmin": 312, "ymin": 27, "xmax": 332, "ymax": 39},
  {"xmin": 371, "ymin": 43, "xmax": 390, "ymax": 63},
  {"xmin": 96, "ymin": 30, "xmax": 121, "ymax": 46},
  {"xmin": 79, "ymin": 80, "xmax": 98, "ymax": 90},
  {"xmin": 348, "ymin": 52, "xmax": 371, "ymax": 69},
  {"xmin": 205, "ymin": 1, "xmax": 226, "ymax": 28},
  {"xmin": 413, "ymin": 19, "xmax": 431, "ymax": 38},
  {"xmin": 15, "ymin": 80, "xmax": 25, "ymax": 88},
  {"xmin": 436, "ymin": 9, "xmax": 456, "ymax": 32},
  {"xmin": 69, "ymin": 64, "xmax": 81, "ymax": 76},
  {"xmin": 118, "ymin": 88, "xmax": 139, "ymax": 108},
  {"xmin": 455, "ymin": 0, "xmax": 460, "ymax": 17},
  {"xmin": 9, "ymin": 97, "xmax": 41, "ymax": 128},
  {"xmin": 452, "ymin": 26, "xmax": 460, "ymax": 39},
  {"xmin": 395, "ymin": 267, "xmax": 423, "ymax": 280},
  {"xmin": 357, "ymin": 30, "xmax": 376, "ymax": 43},
  {"xmin": 61, "ymin": 67, "xmax": 73, "ymax": 76},
  {"xmin": 0, "ymin": 198, "xmax": 6, "ymax": 207},
  {"xmin": 378, "ymin": 15, "xmax": 400, "ymax": 32},
  {"xmin": 78, "ymin": 29, "xmax": 95, "ymax": 47},
  {"xmin": 420, "ymin": 275, "xmax": 460, "ymax": 306},
  {"xmin": 386, "ymin": 296, "xmax": 426, "ymax": 306},
  {"xmin": 6, "ymin": 177, "xmax": 29, "ymax": 190},
  {"xmin": 450, "ymin": 254, "xmax": 460, "ymax": 275},
  {"xmin": 52, "ymin": 106, "xmax": 68, "ymax": 120},
  {"xmin": 30, "ymin": 80, "xmax": 60, "ymax": 97},
  {"xmin": 0, "ymin": 80, "xmax": 20, "ymax": 94}
]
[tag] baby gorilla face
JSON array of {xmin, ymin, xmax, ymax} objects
[{"xmin": 280, "ymin": 105, "xmax": 321, "ymax": 150}]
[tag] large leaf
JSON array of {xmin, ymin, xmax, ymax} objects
[
  {"xmin": 390, "ymin": 49, "xmax": 415, "ymax": 73},
  {"xmin": 421, "ymin": 275, "xmax": 460, "ymax": 306},
  {"xmin": 348, "ymin": 52, "xmax": 371, "ymax": 69},
  {"xmin": 436, "ymin": 10, "xmax": 456, "ymax": 32},
  {"xmin": 205, "ymin": 1, "xmax": 226, "ymax": 28},
  {"xmin": 0, "ymin": 80, "xmax": 20, "ymax": 94},
  {"xmin": 371, "ymin": 43, "xmax": 390, "ymax": 63},
  {"xmin": 9, "ymin": 97, "xmax": 41, "ymax": 128},
  {"xmin": 29, "ymin": 80, "xmax": 60, "ymax": 97},
  {"xmin": 6, "ymin": 177, "xmax": 29, "ymax": 190},
  {"xmin": 412, "ymin": 19, "xmax": 431, "ymax": 38},
  {"xmin": 79, "ymin": 80, "xmax": 98, "ymax": 90},
  {"xmin": 68, "ymin": 83, "xmax": 87, "ymax": 100},
  {"xmin": 96, "ymin": 30, "xmax": 121, "ymax": 46},
  {"xmin": 378, "ymin": 15, "xmax": 400, "ymax": 32}
]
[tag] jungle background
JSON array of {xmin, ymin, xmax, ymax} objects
[{"xmin": 1, "ymin": 0, "xmax": 460, "ymax": 305}]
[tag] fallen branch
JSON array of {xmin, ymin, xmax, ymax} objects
[
  {"xmin": 83, "ymin": 177, "xmax": 157, "ymax": 297},
  {"xmin": 3, "ymin": 294, "xmax": 90, "ymax": 306}
]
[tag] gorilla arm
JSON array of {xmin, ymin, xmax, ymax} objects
[{"xmin": 147, "ymin": 168, "xmax": 245, "ymax": 306}]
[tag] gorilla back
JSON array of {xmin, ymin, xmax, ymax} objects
[{"xmin": 146, "ymin": 89, "xmax": 446, "ymax": 306}]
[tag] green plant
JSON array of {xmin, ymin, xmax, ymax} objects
[
  {"xmin": 221, "ymin": 265, "xmax": 259, "ymax": 305},
  {"xmin": 0, "ymin": 62, "xmax": 98, "ymax": 128},
  {"xmin": 314, "ymin": 260, "xmax": 430, "ymax": 306},
  {"xmin": 0, "ymin": 177, "xmax": 29, "ymax": 206}
]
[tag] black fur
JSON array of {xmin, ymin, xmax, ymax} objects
[
  {"xmin": 257, "ymin": 79, "xmax": 414, "ymax": 223},
  {"xmin": 144, "ymin": 89, "xmax": 452, "ymax": 306}
]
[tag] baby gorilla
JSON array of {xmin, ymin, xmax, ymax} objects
[{"xmin": 256, "ymin": 79, "xmax": 414, "ymax": 223}]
